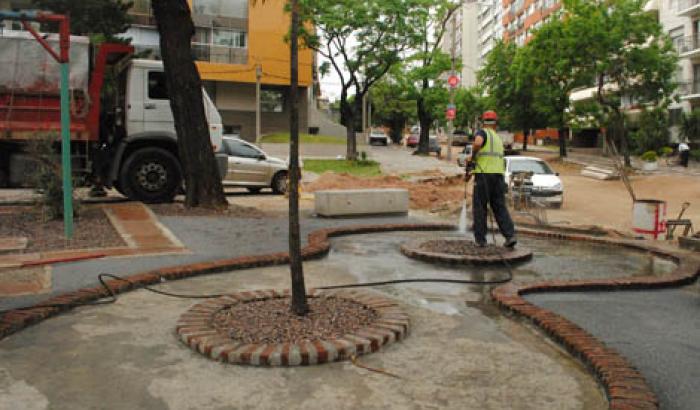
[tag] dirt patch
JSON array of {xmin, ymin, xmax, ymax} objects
[
  {"xmin": 304, "ymin": 172, "xmax": 467, "ymax": 210},
  {"xmin": 0, "ymin": 206, "xmax": 124, "ymax": 253},
  {"xmin": 211, "ymin": 296, "xmax": 378, "ymax": 344},
  {"xmin": 149, "ymin": 202, "xmax": 266, "ymax": 218}
]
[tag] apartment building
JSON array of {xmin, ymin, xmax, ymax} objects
[
  {"xmin": 668, "ymin": 0, "xmax": 700, "ymax": 118},
  {"xmin": 442, "ymin": 1, "xmax": 479, "ymax": 88},
  {"xmin": 478, "ymin": 0, "xmax": 504, "ymax": 65},
  {"xmin": 126, "ymin": 0, "xmax": 314, "ymax": 141},
  {"xmin": 502, "ymin": 0, "xmax": 561, "ymax": 45}
]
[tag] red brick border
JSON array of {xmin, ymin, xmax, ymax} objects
[
  {"xmin": 400, "ymin": 239, "xmax": 532, "ymax": 265},
  {"xmin": 176, "ymin": 288, "xmax": 409, "ymax": 366},
  {"xmin": 0, "ymin": 223, "xmax": 452, "ymax": 342},
  {"xmin": 491, "ymin": 227, "xmax": 700, "ymax": 410}
]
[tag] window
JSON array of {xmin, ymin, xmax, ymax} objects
[
  {"xmin": 192, "ymin": 0, "xmax": 247, "ymax": 19},
  {"xmin": 224, "ymin": 139, "xmax": 262, "ymax": 158},
  {"xmin": 147, "ymin": 71, "xmax": 168, "ymax": 100},
  {"xmin": 669, "ymin": 108, "xmax": 682, "ymax": 126},
  {"xmin": 261, "ymin": 89, "xmax": 285, "ymax": 113},
  {"xmin": 213, "ymin": 28, "xmax": 247, "ymax": 48}
]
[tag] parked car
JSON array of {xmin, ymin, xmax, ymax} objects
[
  {"xmin": 428, "ymin": 136, "xmax": 442, "ymax": 158},
  {"xmin": 220, "ymin": 136, "xmax": 289, "ymax": 194},
  {"xmin": 505, "ymin": 156, "xmax": 563, "ymax": 208},
  {"xmin": 451, "ymin": 130, "xmax": 471, "ymax": 146},
  {"xmin": 369, "ymin": 129, "xmax": 389, "ymax": 145},
  {"xmin": 406, "ymin": 132, "xmax": 419, "ymax": 147}
]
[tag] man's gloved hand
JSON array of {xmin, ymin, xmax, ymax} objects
[{"xmin": 464, "ymin": 161, "xmax": 475, "ymax": 181}]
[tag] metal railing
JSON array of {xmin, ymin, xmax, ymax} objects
[
  {"xmin": 678, "ymin": 0, "xmax": 700, "ymax": 12},
  {"xmin": 677, "ymin": 79, "xmax": 700, "ymax": 95},
  {"xmin": 191, "ymin": 43, "xmax": 247, "ymax": 65},
  {"xmin": 130, "ymin": 0, "xmax": 153, "ymax": 16},
  {"xmin": 677, "ymin": 35, "xmax": 700, "ymax": 54}
]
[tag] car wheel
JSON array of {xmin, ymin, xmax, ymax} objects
[
  {"xmin": 119, "ymin": 147, "xmax": 182, "ymax": 203},
  {"xmin": 271, "ymin": 171, "xmax": 288, "ymax": 195},
  {"xmin": 247, "ymin": 187, "xmax": 262, "ymax": 194}
]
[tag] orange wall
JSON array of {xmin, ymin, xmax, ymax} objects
[{"xmin": 195, "ymin": 0, "xmax": 313, "ymax": 87}]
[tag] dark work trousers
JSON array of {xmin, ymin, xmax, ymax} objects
[
  {"xmin": 472, "ymin": 173, "xmax": 515, "ymax": 245},
  {"xmin": 680, "ymin": 150, "xmax": 689, "ymax": 167}
]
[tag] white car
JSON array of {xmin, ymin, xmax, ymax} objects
[
  {"xmin": 220, "ymin": 136, "xmax": 290, "ymax": 194},
  {"xmin": 505, "ymin": 156, "xmax": 563, "ymax": 208},
  {"xmin": 368, "ymin": 130, "xmax": 389, "ymax": 145}
]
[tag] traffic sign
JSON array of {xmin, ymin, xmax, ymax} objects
[
  {"xmin": 447, "ymin": 74, "xmax": 460, "ymax": 88},
  {"xmin": 446, "ymin": 107, "xmax": 457, "ymax": 120}
]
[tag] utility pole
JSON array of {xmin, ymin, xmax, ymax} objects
[
  {"xmin": 255, "ymin": 64, "xmax": 262, "ymax": 144},
  {"xmin": 446, "ymin": 10, "xmax": 457, "ymax": 161},
  {"xmin": 362, "ymin": 93, "xmax": 368, "ymax": 137}
]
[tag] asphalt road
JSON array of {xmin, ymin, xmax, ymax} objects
[{"xmin": 527, "ymin": 285, "xmax": 700, "ymax": 410}]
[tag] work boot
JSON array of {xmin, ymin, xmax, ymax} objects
[
  {"xmin": 476, "ymin": 241, "xmax": 487, "ymax": 248},
  {"xmin": 504, "ymin": 237, "xmax": 517, "ymax": 249}
]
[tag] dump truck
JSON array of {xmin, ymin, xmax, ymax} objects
[{"xmin": 0, "ymin": 29, "xmax": 227, "ymax": 203}]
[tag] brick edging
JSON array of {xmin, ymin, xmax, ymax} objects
[
  {"xmin": 0, "ymin": 223, "xmax": 452, "ymax": 341},
  {"xmin": 492, "ymin": 228, "xmax": 700, "ymax": 410},
  {"xmin": 400, "ymin": 239, "xmax": 533, "ymax": 265},
  {"xmin": 177, "ymin": 288, "xmax": 409, "ymax": 366}
]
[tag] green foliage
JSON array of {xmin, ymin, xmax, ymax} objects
[
  {"xmin": 454, "ymin": 88, "xmax": 486, "ymax": 131},
  {"xmin": 690, "ymin": 149, "xmax": 700, "ymax": 162},
  {"xmin": 679, "ymin": 110, "xmax": 700, "ymax": 143},
  {"xmin": 629, "ymin": 109, "xmax": 670, "ymax": 154},
  {"xmin": 27, "ymin": 136, "xmax": 79, "ymax": 221},
  {"xmin": 640, "ymin": 150, "xmax": 658, "ymax": 162},
  {"xmin": 31, "ymin": 0, "xmax": 133, "ymax": 38},
  {"xmin": 369, "ymin": 74, "xmax": 417, "ymax": 143},
  {"xmin": 303, "ymin": 159, "xmax": 381, "ymax": 177},
  {"xmin": 659, "ymin": 146, "xmax": 674, "ymax": 156}
]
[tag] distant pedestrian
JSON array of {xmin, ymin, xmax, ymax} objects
[
  {"xmin": 678, "ymin": 140, "xmax": 690, "ymax": 168},
  {"xmin": 466, "ymin": 111, "xmax": 516, "ymax": 248}
]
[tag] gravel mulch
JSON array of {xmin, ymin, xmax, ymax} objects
[
  {"xmin": 418, "ymin": 239, "xmax": 507, "ymax": 256},
  {"xmin": 0, "ymin": 205, "xmax": 125, "ymax": 253},
  {"xmin": 149, "ymin": 202, "xmax": 266, "ymax": 218},
  {"xmin": 211, "ymin": 296, "xmax": 378, "ymax": 344}
]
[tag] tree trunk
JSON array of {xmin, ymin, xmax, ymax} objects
[
  {"xmin": 522, "ymin": 129, "xmax": 529, "ymax": 152},
  {"xmin": 151, "ymin": 0, "xmax": 227, "ymax": 209},
  {"xmin": 558, "ymin": 127, "xmax": 567, "ymax": 157},
  {"xmin": 416, "ymin": 95, "xmax": 431, "ymax": 154},
  {"xmin": 288, "ymin": 0, "xmax": 308, "ymax": 316}
]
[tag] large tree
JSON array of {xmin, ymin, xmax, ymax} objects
[
  {"xmin": 304, "ymin": 0, "xmax": 428, "ymax": 160},
  {"xmin": 568, "ymin": 0, "xmax": 677, "ymax": 166},
  {"xmin": 406, "ymin": 1, "xmax": 458, "ymax": 155},
  {"xmin": 369, "ymin": 74, "xmax": 417, "ymax": 143},
  {"xmin": 32, "ymin": 0, "xmax": 132, "ymax": 38},
  {"xmin": 151, "ymin": 0, "xmax": 227, "ymax": 209}
]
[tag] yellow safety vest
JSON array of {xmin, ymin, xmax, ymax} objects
[{"xmin": 474, "ymin": 128, "xmax": 505, "ymax": 174}]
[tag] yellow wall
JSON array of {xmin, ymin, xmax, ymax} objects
[{"xmin": 195, "ymin": 0, "xmax": 313, "ymax": 87}]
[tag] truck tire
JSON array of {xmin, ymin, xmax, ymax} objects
[{"xmin": 119, "ymin": 147, "xmax": 182, "ymax": 203}]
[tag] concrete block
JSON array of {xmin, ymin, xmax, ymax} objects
[
  {"xmin": 314, "ymin": 189, "xmax": 409, "ymax": 217},
  {"xmin": 581, "ymin": 168, "xmax": 618, "ymax": 180}
]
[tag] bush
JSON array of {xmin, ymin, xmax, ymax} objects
[
  {"xmin": 658, "ymin": 146, "xmax": 674, "ymax": 156},
  {"xmin": 680, "ymin": 110, "xmax": 700, "ymax": 143},
  {"xmin": 640, "ymin": 150, "xmax": 658, "ymax": 162},
  {"xmin": 690, "ymin": 149, "xmax": 700, "ymax": 162},
  {"xmin": 630, "ymin": 109, "xmax": 670, "ymax": 154},
  {"xmin": 27, "ymin": 136, "xmax": 79, "ymax": 221}
]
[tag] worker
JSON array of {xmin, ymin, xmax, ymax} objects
[
  {"xmin": 678, "ymin": 140, "xmax": 690, "ymax": 168},
  {"xmin": 466, "ymin": 110, "xmax": 517, "ymax": 248}
]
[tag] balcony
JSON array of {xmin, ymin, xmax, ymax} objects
[
  {"xmin": 679, "ymin": 80, "xmax": 700, "ymax": 101},
  {"xmin": 678, "ymin": 35, "xmax": 700, "ymax": 59},
  {"xmin": 678, "ymin": 0, "xmax": 700, "ymax": 16},
  {"xmin": 191, "ymin": 43, "xmax": 247, "ymax": 65}
]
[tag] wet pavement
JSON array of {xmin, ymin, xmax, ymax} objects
[
  {"xmin": 528, "ymin": 285, "xmax": 700, "ymax": 410},
  {"xmin": 0, "ymin": 231, "xmax": 647, "ymax": 410}
]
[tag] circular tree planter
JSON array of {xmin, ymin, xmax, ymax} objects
[
  {"xmin": 401, "ymin": 238, "xmax": 532, "ymax": 265},
  {"xmin": 175, "ymin": 289, "xmax": 409, "ymax": 366}
]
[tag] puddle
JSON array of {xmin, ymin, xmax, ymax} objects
[{"xmin": 327, "ymin": 232, "xmax": 677, "ymax": 319}]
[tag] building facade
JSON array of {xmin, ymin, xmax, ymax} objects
[
  {"xmin": 501, "ymin": 0, "xmax": 561, "ymax": 45},
  {"xmin": 126, "ymin": 0, "xmax": 314, "ymax": 142}
]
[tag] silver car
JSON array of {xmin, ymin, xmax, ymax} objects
[{"xmin": 221, "ymin": 137, "xmax": 289, "ymax": 194}]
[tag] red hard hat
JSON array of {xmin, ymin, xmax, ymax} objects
[{"xmin": 482, "ymin": 111, "xmax": 498, "ymax": 121}]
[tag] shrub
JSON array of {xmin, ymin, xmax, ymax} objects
[
  {"xmin": 658, "ymin": 146, "xmax": 674, "ymax": 156},
  {"xmin": 690, "ymin": 149, "xmax": 700, "ymax": 162},
  {"xmin": 680, "ymin": 110, "xmax": 700, "ymax": 143},
  {"xmin": 27, "ymin": 136, "xmax": 80, "ymax": 221},
  {"xmin": 630, "ymin": 109, "xmax": 669, "ymax": 154},
  {"xmin": 640, "ymin": 150, "xmax": 658, "ymax": 162}
]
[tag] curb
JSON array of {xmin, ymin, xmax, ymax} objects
[
  {"xmin": 176, "ymin": 288, "xmax": 409, "ymax": 366},
  {"xmin": 400, "ymin": 239, "xmax": 532, "ymax": 265},
  {"xmin": 0, "ymin": 223, "xmax": 452, "ymax": 342},
  {"xmin": 492, "ymin": 228, "xmax": 700, "ymax": 410}
]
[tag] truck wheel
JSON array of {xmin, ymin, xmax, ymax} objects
[
  {"xmin": 271, "ymin": 172, "xmax": 288, "ymax": 195},
  {"xmin": 119, "ymin": 147, "xmax": 181, "ymax": 203}
]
